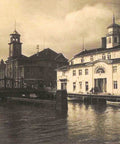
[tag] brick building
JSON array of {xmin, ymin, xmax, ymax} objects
[{"xmin": 0, "ymin": 29, "xmax": 68, "ymax": 89}]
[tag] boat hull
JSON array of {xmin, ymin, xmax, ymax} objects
[{"xmin": 107, "ymin": 100, "xmax": 120, "ymax": 107}]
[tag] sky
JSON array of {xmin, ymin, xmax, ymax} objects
[{"xmin": 0, "ymin": 0, "xmax": 120, "ymax": 60}]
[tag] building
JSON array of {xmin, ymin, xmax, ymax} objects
[
  {"xmin": 0, "ymin": 29, "xmax": 68, "ymax": 89},
  {"xmin": 57, "ymin": 16, "xmax": 120, "ymax": 95},
  {"xmin": 0, "ymin": 60, "xmax": 6, "ymax": 87}
]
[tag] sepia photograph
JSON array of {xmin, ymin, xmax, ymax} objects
[{"xmin": 0, "ymin": 0, "xmax": 120, "ymax": 144}]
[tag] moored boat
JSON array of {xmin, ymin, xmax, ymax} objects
[{"xmin": 107, "ymin": 100, "xmax": 120, "ymax": 107}]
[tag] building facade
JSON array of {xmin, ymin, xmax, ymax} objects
[
  {"xmin": 57, "ymin": 17, "xmax": 120, "ymax": 95},
  {"xmin": 0, "ymin": 29, "xmax": 68, "ymax": 89}
]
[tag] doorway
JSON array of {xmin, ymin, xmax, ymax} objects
[{"xmin": 94, "ymin": 78, "xmax": 107, "ymax": 93}]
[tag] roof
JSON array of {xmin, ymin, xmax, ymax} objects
[
  {"xmin": 30, "ymin": 48, "xmax": 68, "ymax": 62},
  {"xmin": 11, "ymin": 30, "xmax": 20, "ymax": 35},
  {"xmin": 107, "ymin": 23, "xmax": 120, "ymax": 29},
  {"xmin": 74, "ymin": 45, "xmax": 120, "ymax": 58},
  {"xmin": 57, "ymin": 58, "xmax": 120, "ymax": 71},
  {"xmin": 30, "ymin": 48, "xmax": 58, "ymax": 59}
]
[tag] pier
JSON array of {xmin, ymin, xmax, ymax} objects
[
  {"xmin": 0, "ymin": 88, "xmax": 55, "ymax": 99},
  {"xmin": 68, "ymin": 93, "xmax": 120, "ymax": 103},
  {"xmin": 0, "ymin": 88, "xmax": 68, "ymax": 112}
]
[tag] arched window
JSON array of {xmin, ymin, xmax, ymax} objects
[{"xmin": 95, "ymin": 67, "xmax": 105, "ymax": 74}]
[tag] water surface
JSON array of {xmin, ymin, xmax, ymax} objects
[{"xmin": 0, "ymin": 101, "xmax": 120, "ymax": 144}]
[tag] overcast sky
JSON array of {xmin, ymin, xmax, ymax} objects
[{"xmin": 0, "ymin": 0, "xmax": 120, "ymax": 60}]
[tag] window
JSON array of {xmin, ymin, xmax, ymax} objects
[
  {"xmin": 79, "ymin": 69, "xmax": 82, "ymax": 75},
  {"xmin": 114, "ymin": 37, "xmax": 117, "ymax": 43},
  {"xmin": 109, "ymin": 37, "xmax": 111, "ymax": 43},
  {"xmin": 73, "ymin": 82, "xmax": 76, "ymax": 91},
  {"xmin": 113, "ymin": 81, "xmax": 118, "ymax": 89},
  {"xmin": 85, "ymin": 69, "xmax": 88, "ymax": 75},
  {"xmin": 73, "ymin": 70, "xmax": 76, "ymax": 76},
  {"xmin": 90, "ymin": 56, "xmax": 93, "ymax": 61},
  {"xmin": 85, "ymin": 82, "xmax": 89, "ymax": 91},
  {"xmin": 107, "ymin": 53, "xmax": 111, "ymax": 59},
  {"xmin": 79, "ymin": 82, "xmax": 82, "ymax": 89},
  {"xmin": 71, "ymin": 61, "xmax": 74, "ymax": 65},
  {"xmin": 113, "ymin": 66, "xmax": 117, "ymax": 73},
  {"xmin": 61, "ymin": 83, "xmax": 67, "ymax": 90},
  {"xmin": 96, "ymin": 68, "xmax": 105, "ymax": 74},
  {"xmin": 81, "ymin": 57, "xmax": 84, "ymax": 63},
  {"xmin": 102, "ymin": 54, "xmax": 106, "ymax": 60}
]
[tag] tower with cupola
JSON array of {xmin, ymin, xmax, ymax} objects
[
  {"xmin": 8, "ymin": 29, "xmax": 22, "ymax": 58},
  {"xmin": 106, "ymin": 15, "xmax": 120, "ymax": 48}
]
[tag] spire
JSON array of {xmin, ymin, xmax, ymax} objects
[
  {"xmin": 15, "ymin": 20, "xmax": 16, "ymax": 31},
  {"xmin": 12, "ymin": 20, "xmax": 20, "ymax": 35},
  {"xmin": 113, "ymin": 14, "xmax": 115, "ymax": 24}
]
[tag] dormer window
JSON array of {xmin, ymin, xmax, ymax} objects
[
  {"xmin": 71, "ymin": 61, "xmax": 74, "ymax": 65},
  {"xmin": 102, "ymin": 54, "xmax": 106, "ymax": 60},
  {"xmin": 107, "ymin": 53, "xmax": 111, "ymax": 59},
  {"xmin": 81, "ymin": 57, "xmax": 84, "ymax": 63},
  {"xmin": 90, "ymin": 56, "xmax": 93, "ymax": 61}
]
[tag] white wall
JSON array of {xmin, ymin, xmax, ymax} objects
[{"xmin": 57, "ymin": 61, "xmax": 120, "ymax": 95}]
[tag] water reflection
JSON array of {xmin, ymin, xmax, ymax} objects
[
  {"xmin": 68, "ymin": 102, "xmax": 120, "ymax": 144},
  {"xmin": 0, "ymin": 101, "xmax": 120, "ymax": 144}
]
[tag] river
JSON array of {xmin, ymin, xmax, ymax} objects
[{"xmin": 0, "ymin": 101, "xmax": 120, "ymax": 144}]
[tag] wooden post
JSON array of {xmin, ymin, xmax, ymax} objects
[
  {"xmin": 4, "ymin": 76, "xmax": 6, "ymax": 89},
  {"xmin": 56, "ymin": 90, "xmax": 68, "ymax": 112}
]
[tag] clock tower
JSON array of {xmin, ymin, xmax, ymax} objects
[
  {"xmin": 106, "ymin": 15, "xmax": 120, "ymax": 48},
  {"xmin": 8, "ymin": 30, "xmax": 22, "ymax": 58}
]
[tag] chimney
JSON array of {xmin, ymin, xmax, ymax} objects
[{"xmin": 101, "ymin": 37, "xmax": 106, "ymax": 49}]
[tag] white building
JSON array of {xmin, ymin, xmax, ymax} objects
[{"xmin": 57, "ymin": 16, "xmax": 120, "ymax": 95}]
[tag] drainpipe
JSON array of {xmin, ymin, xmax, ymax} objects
[{"xmin": 112, "ymin": 64, "xmax": 113, "ymax": 94}]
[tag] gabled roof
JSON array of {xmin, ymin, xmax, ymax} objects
[
  {"xmin": 29, "ymin": 48, "xmax": 68, "ymax": 62},
  {"xmin": 30, "ymin": 48, "xmax": 58, "ymax": 60},
  {"xmin": 55, "ymin": 53, "xmax": 68, "ymax": 62}
]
